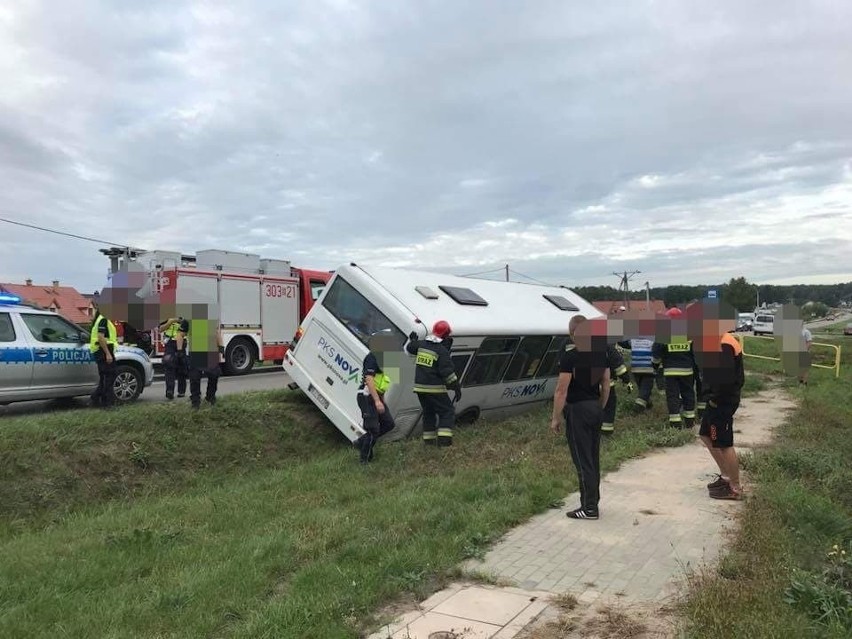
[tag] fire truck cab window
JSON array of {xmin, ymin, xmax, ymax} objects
[
  {"xmin": 310, "ymin": 280, "xmax": 326, "ymax": 301},
  {"xmin": 463, "ymin": 337, "xmax": 520, "ymax": 387},
  {"xmin": 321, "ymin": 277, "xmax": 405, "ymax": 348}
]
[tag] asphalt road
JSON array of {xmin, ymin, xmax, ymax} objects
[
  {"xmin": 0, "ymin": 370, "xmax": 294, "ymax": 418},
  {"xmin": 807, "ymin": 313, "xmax": 852, "ymax": 331}
]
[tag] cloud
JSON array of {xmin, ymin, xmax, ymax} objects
[{"xmin": 0, "ymin": 0, "xmax": 851, "ymax": 295}]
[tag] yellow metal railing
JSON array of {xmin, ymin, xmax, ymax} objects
[{"xmin": 735, "ymin": 334, "xmax": 842, "ymax": 378}]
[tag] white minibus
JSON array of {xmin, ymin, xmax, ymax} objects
[{"xmin": 283, "ymin": 264, "xmax": 603, "ymax": 442}]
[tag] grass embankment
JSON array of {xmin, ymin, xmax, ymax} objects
[
  {"xmin": 0, "ymin": 385, "xmax": 701, "ymax": 639},
  {"xmin": 684, "ymin": 334, "xmax": 852, "ymax": 638}
]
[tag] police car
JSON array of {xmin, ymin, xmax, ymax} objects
[{"xmin": 0, "ymin": 294, "xmax": 154, "ymax": 405}]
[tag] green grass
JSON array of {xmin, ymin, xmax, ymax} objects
[
  {"xmin": 0, "ymin": 386, "xmax": 698, "ymax": 638},
  {"xmin": 682, "ymin": 336, "xmax": 852, "ymax": 639}
]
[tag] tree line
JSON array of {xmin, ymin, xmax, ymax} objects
[{"xmin": 573, "ymin": 277, "xmax": 852, "ymax": 312}]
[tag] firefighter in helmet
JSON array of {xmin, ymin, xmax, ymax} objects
[
  {"xmin": 652, "ymin": 307, "xmax": 697, "ymax": 428},
  {"xmin": 405, "ymin": 320, "xmax": 461, "ymax": 446}
]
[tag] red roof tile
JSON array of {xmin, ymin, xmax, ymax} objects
[
  {"xmin": 592, "ymin": 300, "xmax": 667, "ymax": 315},
  {"xmin": 0, "ymin": 282, "xmax": 96, "ymax": 325}
]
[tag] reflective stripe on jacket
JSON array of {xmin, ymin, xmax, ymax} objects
[
  {"xmin": 406, "ymin": 338, "xmax": 458, "ymax": 393},
  {"xmin": 652, "ymin": 337, "xmax": 695, "ymax": 376}
]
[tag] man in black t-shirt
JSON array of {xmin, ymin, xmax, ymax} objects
[{"xmin": 550, "ymin": 315, "xmax": 611, "ymax": 520}]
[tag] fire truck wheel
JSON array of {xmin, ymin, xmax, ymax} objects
[{"xmin": 224, "ymin": 338, "xmax": 255, "ymax": 376}]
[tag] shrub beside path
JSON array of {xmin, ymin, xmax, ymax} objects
[{"xmin": 369, "ymin": 388, "xmax": 795, "ymax": 639}]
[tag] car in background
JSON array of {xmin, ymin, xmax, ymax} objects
[
  {"xmin": 736, "ymin": 312, "xmax": 754, "ymax": 332},
  {"xmin": 844, "ymin": 323, "xmax": 852, "ymax": 336},
  {"xmin": 0, "ymin": 295, "xmax": 154, "ymax": 406},
  {"xmin": 735, "ymin": 319, "xmax": 753, "ymax": 332},
  {"xmin": 752, "ymin": 313, "xmax": 775, "ymax": 336}
]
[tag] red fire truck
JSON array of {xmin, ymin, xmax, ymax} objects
[{"xmin": 101, "ymin": 247, "xmax": 331, "ymax": 375}]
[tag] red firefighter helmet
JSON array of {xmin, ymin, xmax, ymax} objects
[
  {"xmin": 665, "ymin": 307, "xmax": 683, "ymax": 319},
  {"xmin": 432, "ymin": 320, "xmax": 452, "ymax": 338}
]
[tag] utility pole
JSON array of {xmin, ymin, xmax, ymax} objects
[
  {"xmin": 505, "ymin": 264, "xmax": 510, "ymax": 282},
  {"xmin": 644, "ymin": 281, "xmax": 651, "ymax": 306},
  {"xmin": 612, "ymin": 270, "xmax": 642, "ymax": 310},
  {"xmin": 755, "ymin": 285, "xmax": 760, "ymax": 311}
]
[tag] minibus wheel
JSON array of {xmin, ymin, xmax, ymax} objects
[{"xmin": 456, "ymin": 407, "xmax": 480, "ymax": 425}]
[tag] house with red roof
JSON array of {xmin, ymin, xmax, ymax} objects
[
  {"xmin": 0, "ymin": 279, "xmax": 97, "ymax": 326},
  {"xmin": 592, "ymin": 299, "xmax": 667, "ymax": 316}
]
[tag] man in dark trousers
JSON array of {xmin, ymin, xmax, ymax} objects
[
  {"xmin": 695, "ymin": 324, "xmax": 746, "ymax": 500},
  {"xmin": 618, "ymin": 336, "xmax": 656, "ymax": 411},
  {"xmin": 550, "ymin": 315, "xmax": 611, "ymax": 520},
  {"xmin": 89, "ymin": 303, "xmax": 118, "ymax": 409},
  {"xmin": 652, "ymin": 307, "xmax": 697, "ymax": 428},
  {"xmin": 354, "ymin": 333, "xmax": 397, "ymax": 464},
  {"xmin": 159, "ymin": 316, "xmax": 187, "ymax": 400},
  {"xmin": 406, "ymin": 320, "xmax": 461, "ymax": 446},
  {"xmin": 601, "ymin": 342, "xmax": 633, "ymax": 434},
  {"xmin": 186, "ymin": 318, "xmax": 223, "ymax": 409}
]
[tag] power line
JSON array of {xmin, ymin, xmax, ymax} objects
[
  {"xmin": 458, "ymin": 267, "xmax": 506, "ymax": 278},
  {"xmin": 509, "ymin": 268, "xmax": 556, "ymax": 287},
  {"xmin": 0, "ymin": 215, "xmax": 138, "ymax": 249}
]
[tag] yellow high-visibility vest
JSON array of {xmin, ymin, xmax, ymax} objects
[{"xmin": 89, "ymin": 314, "xmax": 117, "ymax": 353}]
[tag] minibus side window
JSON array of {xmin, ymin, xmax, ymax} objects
[
  {"xmin": 451, "ymin": 353, "xmax": 472, "ymax": 379},
  {"xmin": 463, "ymin": 337, "xmax": 520, "ymax": 387},
  {"xmin": 534, "ymin": 336, "xmax": 569, "ymax": 378},
  {"xmin": 502, "ymin": 336, "xmax": 552, "ymax": 382},
  {"xmin": 321, "ymin": 277, "xmax": 406, "ymax": 348}
]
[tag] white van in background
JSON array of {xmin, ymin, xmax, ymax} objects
[
  {"xmin": 752, "ymin": 313, "xmax": 775, "ymax": 336},
  {"xmin": 282, "ymin": 264, "xmax": 602, "ymax": 442}
]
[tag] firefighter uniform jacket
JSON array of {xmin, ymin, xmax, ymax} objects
[
  {"xmin": 405, "ymin": 336, "xmax": 459, "ymax": 394},
  {"xmin": 652, "ymin": 337, "xmax": 696, "ymax": 376},
  {"xmin": 606, "ymin": 344, "xmax": 631, "ymax": 383}
]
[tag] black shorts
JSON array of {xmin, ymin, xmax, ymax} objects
[{"xmin": 699, "ymin": 401, "xmax": 739, "ymax": 448}]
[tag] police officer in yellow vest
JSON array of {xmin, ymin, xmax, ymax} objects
[
  {"xmin": 354, "ymin": 333, "xmax": 397, "ymax": 464},
  {"xmin": 159, "ymin": 316, "xmax": 187, "ymax": 399},
  {"xmin": 89, "ymin": 304, "xmax": 118, "ymax": 408}
]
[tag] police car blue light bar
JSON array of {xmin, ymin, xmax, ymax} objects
[{"xmin": 0, "ymin": 293, "xmax": 22, "ymax": 304}]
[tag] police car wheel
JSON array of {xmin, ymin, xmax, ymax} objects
[{"xmin": 113, "ymin": 364, "xmax": 142, "ymax": 403}]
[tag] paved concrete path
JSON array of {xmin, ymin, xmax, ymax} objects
[{"xmin": 368, "ymin": 388, "xmax": 794, "ymax": 639}]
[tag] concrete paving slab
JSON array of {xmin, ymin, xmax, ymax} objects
[
  {"xmin": 390, "ymin": 611, "xmax": 501, "ymax": 639},
  {"xmin": 432, "ymin": 586, "xmax": 535, "ymax": 626}
]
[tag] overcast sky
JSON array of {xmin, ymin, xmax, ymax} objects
[{"xmin": 1, "ymin": 0, "xmax": 851, "ymax": 295}]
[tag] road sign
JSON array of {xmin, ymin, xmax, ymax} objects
[{"xmin": 707, "ymin": 289, "xmax": 718, "ymax": 300}]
